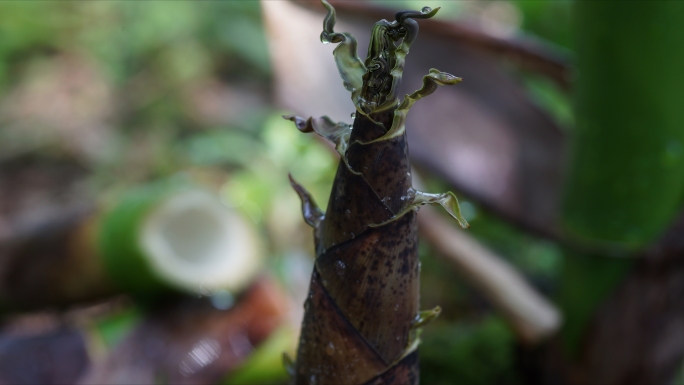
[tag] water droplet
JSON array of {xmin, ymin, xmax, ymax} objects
[
  {"xmin": 334, "ymin": 260, "xmax": 346, "ymax": 276},
  {"xmin": 310, "ymin": 374, "xmax": 317, "ymax": 385},
  {"xmin": 350, "ymin": 232, "xmax": 355, "ymax": 239},
  {"xmin": 351, "ymin": 112, "xmax": 356, "ymax": 119},
  {"xmin": 345, "ymin": 209, "xmax": 351, "ymax": 216},
  {"xmin": 422, "ymin": 6, "xmax": 432, "ymax": 13},
  {"xmin": 394, "ymin": 303, "xmax": 400, "ymax": 311},
  {"xmin": 325, "ymin": 342, "xmax": 336, "ymax": 355}
]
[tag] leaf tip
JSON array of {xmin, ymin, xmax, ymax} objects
[
  {"xmin": 283, "ymin": 115, "xmax": 314, "ymax": 133},
  {"xmin": 288, "ymin": 173, "xmax": 324, "ymax": 228}
]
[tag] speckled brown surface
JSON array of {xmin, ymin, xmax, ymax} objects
[
  {"xmin": 346, "ymin": 133, "xmax": 412, "ymax": 215},
  {"xmin": 320, "ymin": 161, "xmax": 395, "ymax": 251},
  {"xmin": 290, "ymin": 3, "xmax": 446, "ymax": 384},
  {"xmin": 316, "ymin": 211, "xmax": 418, "ymax": 364},
  {"xmin": 294, "ymin": 102, "xmax": 421, "ymax": 383},
  {"xmin": 294, "ymin": 270, "xmax": 388, "ymax": 384}
]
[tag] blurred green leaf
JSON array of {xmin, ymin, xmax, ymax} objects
[
  {"xmin": 181, "ymin": 129, "xmax": 262, "ymax": 167},
  {"xmin": 95, "ymin": 307, "xmax": 141, "ymax": 348},
  {"xmin": 223, "ymin": 326, "xmax": 295, "ymax": 385},
  {"xmin": 421, "ymin": 316, "xmax": 521, "ymax": 385},
  {"xmin": 523, "ymin": 73, "xmax": 574, "ymax": 130}
]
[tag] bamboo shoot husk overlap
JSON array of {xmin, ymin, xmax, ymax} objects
[{"xmin": 285, "ymin": 2, "xmax": 468, "ymax": 384}]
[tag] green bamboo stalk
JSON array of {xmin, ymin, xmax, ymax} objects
[
  {"xmin": 559, "ymin": 1, "xmax": 684, "ymax": 355},
  {"xmin": 99, "ymin": 178, "xmax": 262, "ymax": 301},
  {"xmin": 564, "ymin": 1, "xmax": 684, "ymax": 249},
  {"xmin": 285, "ymin": 2, "xmax": 467, "ymax": 384}
]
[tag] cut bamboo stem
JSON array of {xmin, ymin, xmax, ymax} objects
[{"xmin": 99, "ymin": 183, "xmax": 264, "ymax": 299}]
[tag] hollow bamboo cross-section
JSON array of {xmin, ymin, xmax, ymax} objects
[{"xmin": 285, "ymin": 2, "xmax": 468, "ymax": 384}]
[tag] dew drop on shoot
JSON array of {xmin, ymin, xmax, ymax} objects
[
  {"xmin": 422, "ymin": 6, "xmax": 432, "ymax": 13},
  {"xmin": 334, "ymin": 260, "xmax": 346, "ymax": 276},
  {"xmin": 325, "ymin": 342, "xmax": 336, "ymax": 356}
]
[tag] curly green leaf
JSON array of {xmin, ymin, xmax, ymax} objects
[
  {"xmin": 283, "ymin": 115, "xmax": 351, "ymax": 157},
  {"xmin": 320, "ymin": 0, "xmax": 366, "ymax": 94},
  {"xmin": 414, "ymin": 190, "xmax": 469, "ymax": 229},
  {"xmin": 412, "ymin": 306, "xmax": 442, "ymax": 329},
  {"xmin": 355, "ymin": 7, "xmax": 441, "ymax": 116},
  {"xmin": 366, "ymin": 69, "xmax": 462, "ymax": 144},
  {"xmin": 368, "ymin": 189, "xmax": 468, "ymax": 230}
]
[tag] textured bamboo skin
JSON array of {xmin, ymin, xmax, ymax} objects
[
  {"xmin": 294, "ymin": 111, "xmax": 419, "ymax": 385},
  {"xmin": 287, "ymin": 2, "xmax": 467, "ymax": 384}
]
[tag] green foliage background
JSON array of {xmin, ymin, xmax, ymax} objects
[{"xmin": 13, "ymin": 1, "xmax": 681, "ymax": 384}]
